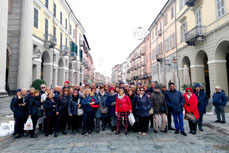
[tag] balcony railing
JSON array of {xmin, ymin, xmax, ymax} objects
[
  {"xmin": 60, "ymin": 46, "xmax": 69, "ymax": 56},
  {"xmin": 185, "ymin": 25, "xmax": 206, "ymax": 46},
  {"xmin": 44, "ymin": 34, "xmax": 57, "ymax": 48},
  {"xmin": 185, "ymin": 0, "xmax": 197, "ymax": 7}
]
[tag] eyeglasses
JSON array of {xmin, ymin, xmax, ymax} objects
[
  {"xmin": 41, "ymin": 87, "xmax": 46, "ymax": 89},
  {"xmin": 140, "ymin": 90, "xmax": 144, "ymax": 91}
]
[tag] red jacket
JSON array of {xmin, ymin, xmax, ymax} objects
[
  {"xmin": 184, "ymin": 93, "xmax": 200, "ymax": 119},
  {"xmin": 115, "ymin": 95, "xmax": 132, "ymax": 113}
]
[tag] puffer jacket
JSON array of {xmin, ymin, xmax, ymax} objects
[
  {"xmin": 212, "ymin": 91, "xmax": 227, "ymax": 106},
  {"xmin": 128, "ymin": 94, "xmax": 137, "ymax": 115},
  {"xmin": 166, "ymin": 89, "xmax": 185, "ymax": 113},
  {"xmin": 115, "ymin": 95, "xmax": 132, "ymax": 113},
  {"xmin": 106, "ymin": 93, "xmax": 117, "ymax": 117},
  {"xmin": 195, "ymin": 90, "xmax": 209, "ymax": 114},
  {"xmin": 68, "ymin": 95, "xmax": 80, "ymax": 116},
  {"xmin": 43, "ymin": 98, "xmax": 56, "ymax": 117},
  {"xmin": 151, "ymin": 91, "xmax": 168, "ymax": 114},
  {"xmin": 56, "ymin": 94, "xmax": 71, "ymax": 113},
  {"xmin": 10, "ymin": 96, "xmax": 27, "ymax": 119},
  {"xmin": 81, "ymin": 95, "xmax": 98, "ymax": 112},
  {"xmin": 136, "ymin": 94, "xmax": 152, "ymax": 117},
  {"xmin": 184, "ymin": 93, "xmax": 200, "ymax": 119},
  {"xmin": 29, "ymin": 96, "xmax": 42, "ymax": 116}
]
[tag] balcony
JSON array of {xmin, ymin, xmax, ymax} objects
[
  {"xmin": 156, "ymin": 54, "xmax": 163, "ymax": 62},
  {"xmin": 141, "ymin": 49, "xmax": 146, "ymax": 55},
  {"xmin": 185, "ymin": 0, "xmax": 197, "ymax": 7},
  {"xmin": 44, "ymin": 34, "xmax": 57, "ymax": 48},
  {"xmin": 60, "ymin": 46, "xmax": 69, "ymax": 56},
  {"xmin": 185, "ymin": 25, "xmax": 206, "ymax": 46}
]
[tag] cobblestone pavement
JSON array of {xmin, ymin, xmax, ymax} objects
[{"xmin": 0, "ymin": 97, "xmax": 229, "ymax": 153}]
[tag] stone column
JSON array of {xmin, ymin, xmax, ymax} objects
[
  {"xmin": 208, "ymin": 60, "xmax": 228, "ymax": 96},
  {"xmin": 0, "ymin": 0, "xmax": 8, "ymax": 96},
  {"xmin": 43, "ymin": 64, "xmax": 53, "ymax": 88},
  {"xmin": 190, "ymin": 65, "xmax": 205, "ymax": 84},
  {"xmin": 17, "ymin": 0, "xmax": 33, "ymax": 89}
]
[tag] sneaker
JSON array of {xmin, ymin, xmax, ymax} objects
[
  {"xmin": 221, "ymin": 121, "xmax": 226, "ymax": 124},
  {"xmin": 181, "ymin": 131, "xmax": 187, "ymax": 136},
  {"xmin": 174, "ymin": 130, "xmax": 179, "ymax": 134},
  {"xmin": 215, "ymin": 120, "xmax": 221, "ymax": 123},
  {"xmin": 115, "ymin": 131, "xmax": 120, "ymax": 135},
  {"xmin": 138, "ymin": 132, "xmax": 142, "ymax": 135},
  {"xmin": 142, "ymin": 133, "xmax": 147, "ymax": 136}
]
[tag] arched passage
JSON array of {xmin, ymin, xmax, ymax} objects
[
  {"xmin": 58, "ymin": 58, "xmax": 64, "ymax": 86},
  {"xmin": 182, "ymin": 56, "xmax": 191, "ymax": 85},
  {"xmin": 195, "ymin": 50, "xmax": 210, "ymax": 96},
  {"xmin": 41, "ymin": 51, "xmax": 51, "ymax": 86},
  {"xmin": 214, "ymin": 40, "xmax": 229, "ymax": 95}
]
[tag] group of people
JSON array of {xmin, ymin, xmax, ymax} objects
[{"xmin": 10, "ymin": 80, "xmax": 227, "ymax": 138}]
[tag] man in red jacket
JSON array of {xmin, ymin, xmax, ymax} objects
[{"xmin": 115, "ymin": 88, "xmax": 132, "ymax": 135}]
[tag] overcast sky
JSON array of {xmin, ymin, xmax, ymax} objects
[{"xmin": 68, "ymin": 0, "xmax": 167, "ymax": 77}]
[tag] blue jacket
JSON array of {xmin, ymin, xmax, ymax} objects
[
  {"xmin": 212, "ymin": 91, "xmax": 227, "ymax": 106},
  {"xmin": 195, "ymin": 91, "xmax": 209, "ymax": 114},
  {"xmin": 106, "ymin": 93, "xmax": 117, "ymax": 117},
  {"xmin": 68, "ymin": 95, "xmax": 80, "ymax": 116},
  {"xmin": 96, "ymin": 92, "xmax": 109, "ymax": 118},
  {"xmin": 29, "ymin": 96, "xmax": 42, "ymax": 116},
  {"xmin": 166, "ymin": 89, "xmax": 185, "ymax": 113},
  {"xmin": 43, "ymin": 98, "xmax": 56, "ymax": 117},
  {"xmin": 81, "ymin": 95, "xmax": 98, "ymax": 112},
  {"xmin": 136, "ymin": 94, "xmax": 152, "ymax": 117},
  {"xmin": 10, "ymin": 96, "xmax": 27, "ymax": 119}
]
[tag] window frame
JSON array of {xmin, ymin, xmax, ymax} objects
[
  {"xmin": 45, "ymin": 18, "xmax": 49, "ymax": 41},
  {"xmin": 45, "ymin": 0, "xmax": 49, "ymax": 9},
  {"xmin": 216, "ymin": 0, "xmax": 226, "ymax": 18},
  {"xmin": 34, "ymin": 8, "xmax": 39, "ymax": 29},
  {"xmin": 53, "ymin": 3, "xmax": 56, "ymax": 17}
]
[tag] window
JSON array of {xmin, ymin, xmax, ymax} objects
[
  {"xmin": 180, "ymin": 22, "xmax": 187, "ymax": 42},
  {"xmin": 70, "ymin": 25, "xmax": 72, "ymax": 35},
  {"xmin": 60, "ymin": 12, "xmax": 62, "ymax": 24},
  {"xmin": 53, "ymin": 3, "xmax": 56, "ymax": 17},
  {"xmin": 196, "ymin": 8, "xmax": 202, "ymax": 26},
  {"xmin": 171, "ymin": 7, "xmax": 174, "ymax": 19},
  {"xmin": 65, "ymin": 38, "xmax": 68, "ymax": 47},
  {"xmin": 164, "ymin": 14, "xmax": 168, "ymax": 26},
  {"xmin": 53, "ymin": 26, "xmax": 56, "ymax": 40},
  {"xmin": 45, "ymin": 0, "xmax": 49, "ymax": 9},
  {"xmin": 65, "ymin": 19, "xmax": 67, "ymax": 30},
  {"xmin": 60, "ymin": 32, "xmax": 63, "ymax": 50},
  {"xmin": 34, "ymin": 8, "xmax": 39, "ymax": 28},
  {"xmin": 216, "ymin": 0, "xmax": 225, "ymax": 18},
  {"xmin": 179, "ymin": 0, "xmax": 185, "ymax": 10},
  {"xmin": 45, "ymin": 18, "xmax": 48, "ymax": 41}
]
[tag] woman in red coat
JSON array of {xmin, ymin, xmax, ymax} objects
[
  {"xmin": 115, "ymin": 88, "xmax": 132, "ymax": 135},
  {"xmin": 184, "ymin": 88, "xmax": 200, "ymax": 135}
]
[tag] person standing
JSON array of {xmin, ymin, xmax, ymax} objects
[
  {"xmin": 194, "ymin": 83, "xmax": 209, "ymax": 131},
  {"xmin": 166, "ymin": 82, "xmax": 187, "ymax": 136},
  {"xmin": 28, "ymin": 90, "xmax": 42, "ymax": 138},
  {"xmin": 10, "ymin": 89, "xmax": 27, "ymax": 138},
  {"xmin": 43, "ymin": 92, "xmax": 56, "ymax": 137},
  {"xmin": 106, "ymin": 87, "xmax": 117, "ymax": 132},
  {"xmin": 213, "ymin": 86, "xmax": 227, "ymax": 124},
  {"xmin": 115, "ymin": 88, "xmax": 132, "ymax": 135},
  {"xmin": 184, "ymin": 88, "xmax": 200, "ymax": 135},
  {"xmin": 136, "ymin": 87, "xmax": 152, "ymax": 136},
  {"xmin": 151, "ymin": 86, "xmax": 168, "ymax": 133},
  {"xmin": 81, "ymin": 89, "xmax": 98, "ymax": 135}
]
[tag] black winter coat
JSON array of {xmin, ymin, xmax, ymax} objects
[
  {"xmin": 195, "ymin": 91, "xmax": 209, "ymax": 114},
  {"xmin": 43, "ymin": 98, "xmax": 56, "ymax": 117},
  {"xmin": 151, "ymin": 92, "xmax": 168, "ymax": 114},
  {"xmin": 10, "ymin": 96, "xmax": 27, "ymax": 119},
  {"xmin": 29, "ymin": 96, "xmax": 42, "ymax": 117},
  {"xmin": 68, "ymin": 95, "xmax": 79, "ymax": 116},
  {"xmin": 128, "ymin": 94, "xmax": 137, "ymax": 114},
  {"xmin": 56, "ymin": 95, "xmax": 72, "ymax": 113}
]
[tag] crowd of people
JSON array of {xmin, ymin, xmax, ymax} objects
[{"xmin": 10, "ymin": 80, "xmax": 227, "ymax": 138}]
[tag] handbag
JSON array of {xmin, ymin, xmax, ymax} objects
[
  {"xmin": 149, "ymin": 108, "xmax": 154, "ymax": 115},
  {"xmin": 98, "ymin": 96, "xmax": 108, "ymax": 114},
  {"xmin": 24, "ymin": 117, "xmax": 33, "ymax": 130},
  {"xmin": 128, "ymin": 113, "xmax": 135, "ymax": 126},
  {"xmin": 184, "ymin": 113, "xmax": 196, "ymax": 123},
  {"xmin": 77, "ymin": 108, "xmax": 84, "ymax": 116},
  {"xmin": 37, "ymin": 107, "xmax": 44, "ymax": 117},
  {"xmin": 90, "ymin": 97, "xmax": 99, "ymax": 108}
]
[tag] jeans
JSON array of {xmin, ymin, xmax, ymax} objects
[
  {"xmin": 215, "ymin": 106, "xmax": 226, "ymax": 122},
  {"xmin": 172, "ymin": 112, "xmax": 184, "ymax": 132},
  {"xmin": 138, "ymin": 116, "xmax": 149, "ymax": 133},
  {"xmin": 111, "ymin": 116, "xmax": 117, "ymax": 127},
  {"xmin": 83, "ymin": 111, "xmax": 94, "ymax": 131}
]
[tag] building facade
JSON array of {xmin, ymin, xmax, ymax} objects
[{"xmin": 0, "ymin": 0, "xmax": 93, "ymax": 96}]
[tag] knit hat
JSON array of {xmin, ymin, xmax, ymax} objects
[
  {"xmin": 154, "ymin": 85, "xmax": 160, "ymax": 89},
  {"xmin": 185, "ymin": 87, "xmax": 193, "ymax": 93},
  {"xmin": 215, "ymin": 85, "xmax": 221, "ymax": 90},
  {"xmin": 194, "ymin": 83, "xmax": 201, "ymax": 88},
  {"xmin": 16, "ymin": 89, "xmax": 21, "ymax": 93},
  {"xmin": 109, "ymin": 87, "xmax": 115, "ymax": 92},
  {"xmin": 64, "ymin": 81, "xmax": 69, "ymax": 84},
  {"xmin": 119, "ymin": 81, "xmax": 124, "ymax": 85}
]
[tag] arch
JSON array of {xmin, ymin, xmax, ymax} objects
[
  {"xmin": 58, "ymin": 58, "xmax": 64, "ymax": 67},
  {"xmin": 195, "ymin": 50, "xmax": 208, "ymax": 65},
  {"xmin": 215, "ymin": 40, "xmax": 229, "ymax": 60},
  {"xmin": 41, "ymin": 51, "xmax": 52, "ymax": 86},
  {"xmin": 41, "ymin": 51, "xmax": 51, "ymax": 63},
  {"xmin": 182, "ymin": 56, "xmax": 191, "ymax": 85},
  {"xmin": 182, "ymin": 56, "xmax": 191, "ymax": 67}
]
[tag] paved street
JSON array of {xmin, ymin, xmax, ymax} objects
[{"xmin": 0, "ymin": 97, "xmax": 229, "ymax": 153}]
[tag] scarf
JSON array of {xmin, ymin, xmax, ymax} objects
[{"xmin": 118, "ymin": 94, "xmax": 125, "ymax": 100}]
